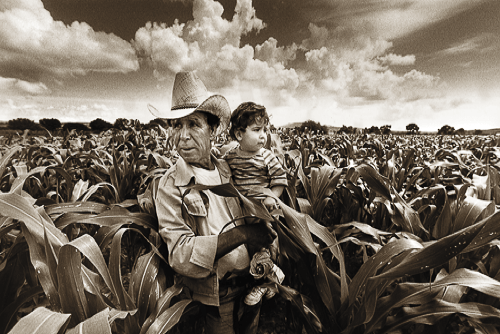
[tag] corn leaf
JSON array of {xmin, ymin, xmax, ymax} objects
[
  {"xmin": 453, "ymin": 196, "xmax": 495, "ymax": 233},
  {"xmin": 376, "ymin": 211, "xmax": 499, "ymax": 279},
  {"xmin": 57, "ymin": 244, "xmax": 89, "ymax": 327},
  {"xmin": 145, "ymin": 299, "xmax": 193, "ymax": 334},
  {"xmin": 64, "ymin": 234, "xmax": 119, "ymax": 307},
  {"xmin": 109, "ymin": 228, "xmax": 136, "ymax": 311},
  {"xmin": 45, "ymin": 202, "xmax": 110, "ymax": 217},
  {"xmin": 140, "ymin": 282, "xmax": 183, "ymax": 334},
  {"xmin": 0, "ymin": 286, "xmax": 44, "ymax": 334},
  {"xmin": 66, "ymin": 307, "xmax": 112, "ymax": 334},
  {"xmin": 382, "ymin": 300, "xmax": 500, "ymax": 334},
  {"xmin": 79, "ymin": 206, "xmax": 157, "ymax": 231},
  {"xmin": 7, "ymin": 307, "xmax": 70, "ymax": 334},
  {"xmin": 129, "ymin": 251, "xmax": 160, "ymax": 324},
  {"xmin": 20, "ymin": 222, "xmax": 61, "ymax": 310},
  {"xmin": 0, "ymin": 146, "xmax": 21, "ymax": 180},
  {"xmin": 347, "ymin": 238, "xmax": 423, "ymax": 307},
  {"xmin": 365, "ymin": 268, "xmax": 500, "ymax": 332},
  {"xmin": 0, "ymin": 193, "xmax": 67, "ymax": 249},
  {"xmin": 277, "ymin": 200, "xmax": 338, "ymax": 316},
  {"xmin": 277, "ymin": 284, "xmax": 323, "ymax": 333}
]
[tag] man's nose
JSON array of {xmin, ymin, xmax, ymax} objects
[{"xmin": 179, "ymin": 126, "xmax": 190, "ymax": 140}]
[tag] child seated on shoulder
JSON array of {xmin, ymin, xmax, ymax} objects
[{"xmin": 222, "ymin": 101, "xmax": 287, "ymax": 305}]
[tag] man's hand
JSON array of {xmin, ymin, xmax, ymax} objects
[
  {"xmin": 216, "ymin": 220, "xmax": 277, "ymax": 260},
  {"xmin": 244, "ymin": 221, "xmax": 277, "ymax": 249}
]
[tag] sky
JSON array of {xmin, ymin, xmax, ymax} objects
[{"xmin": 0, "ymin": 0, "xmax": 499, "ymax": 132}]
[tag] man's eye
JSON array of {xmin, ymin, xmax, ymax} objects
[{"xmin": 173, "ymin": 123, "xmax": 182, "ymax": 129}]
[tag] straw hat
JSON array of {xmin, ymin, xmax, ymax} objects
[{"xmin": 148, "ymin": 71, "xmax": 231, "ymax": 133}]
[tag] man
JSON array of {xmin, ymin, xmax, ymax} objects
[{"xmin": 150, "ymin": 71, "xmax": 277, "ymax": 334}]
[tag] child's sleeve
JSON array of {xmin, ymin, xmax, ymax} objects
[{"xmin": 263, "ymin": 149, "xmax": 288, "ymax": 188}]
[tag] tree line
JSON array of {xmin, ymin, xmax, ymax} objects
[
  {"xmin": 3, "ymin": 117, "xmax": 486, "ymax": 136},
  {"xmin": 3, "ymin": 118, "xmax": 168, "ymax": 132}
]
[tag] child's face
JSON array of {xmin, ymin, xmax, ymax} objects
[{"xmin": 236, "ymin": 120, "xmax": 267, "ymax": 153}]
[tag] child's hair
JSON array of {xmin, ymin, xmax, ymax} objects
[{"xmin": 229, "ymin": 102, "xmax": 270, "ymax": 141}]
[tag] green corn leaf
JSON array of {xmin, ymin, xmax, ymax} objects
[
  {"xmin": 0, "ymin": 146, "xmax": 21, "ymax": 180},
  {"xmin": 0, "ymin": 252, "xmax": 26, "ymax": 311},
  {"xmin": 356, "ymin": 164, "xmax": 392, "ymax": 201},
  {"xmin": 43, "ymin": 219, "xmax": 59, "ymax": 291},
  {"xmin": 6, "ymin": 307, "xmax": 70, "ymax": 334},
  {"xmin": 66, "ymin": 307, "xmax": 112, "ymax": 334},
  {"xmin": 462, "ymin": 211, "xmax": 500, "ymax": 253},
  {"xmin": 21, "ymin": 222, "xmax": 61, "ymax": 310},
  {"xmin": 305, "ymin": 214, "xmax": 348, "ymax": 306},
  {"xmin": 0, "ymin": 192, "xmax": 67, "ymax": 249},
  {"xmin": 376, "ymin": 211, "xmax": 500, "ymax": 279},
  {"xmin": 140, "ymin": 282, "xmax": 183, "ymax": 334},
  {"xmin": 365, "ymin": 268, "xmax": 500, "ymax": 332},
  {"xmin": 79, "ymin": 206, "xmax": 157, "ymax": 231},
  {"xmin": 452, "ymin": 196, "xmax": 495, "ymax": 233},
  {"xmin": 0, "ymin": 286, "xmax": 44, "ymax": 334},
  {"xmin": 109, "ymin": 228, "xmax": 137, "ymax": 311},
  {"xmin": 145, "ymin": 299, "xmax": 193, "ymax": 334},
  {"xmin": 277, "ymin": 284, "xmax": 323, "ymax": 333},
  {"xmin": 45, "ymin": 201, "xmax": 110, "ymax": 217},
  {"xmin": 129, "ymin": 251, "xmax": 159, "ymax": 324},
  {"xmin": 10, "ymin": 165, "xmax": 55, "ymax": 195},
  {"xmin": 278, "ymin": 200, "xmax": 338, "ymax": 316},
  {"xmin": 57, "ymin": 244, "xmax": 89, "ymax": 327},
  {"xmin": 381, "ymin": 300, "xmax": 500, "ymax": 334},
  {"xmin": 64, "ymin": 234, "xmax": 119, "ymax": 307}
]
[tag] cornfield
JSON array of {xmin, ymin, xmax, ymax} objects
[{"xmin": 2, "ymin": 125, "xmax": 500, "ymax": 334}]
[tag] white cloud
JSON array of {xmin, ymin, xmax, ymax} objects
[
  {"xmin": 307, "ymin": 0, "xmax": 488, "ymax": 40},
  {"xmin": 0, "ymin": 0, "xmax": 139, "ymax": 82},
  {"xmin": 0, "ymin": 76, "xmax": 51, "ymax": 95}
]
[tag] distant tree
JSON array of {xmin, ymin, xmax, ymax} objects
[
  {"xmin": 299, "ymin": 120, "xmax": 327, "ymax": 134},
  {"xmin": 63, "ymin": 122, "xmax": 89, "ymax": 132},
  {"xmin": 438, "ymin": 125, "xmax": 455, "ymax": 135},
  {"xmin": 113, "ymin": 118, "xmax": 141, "ymax": 130},
  {"xmin": 338, "ymin": 125, "xmax": 354, "ymax": 134},
  {"xmin": 8, "ymin": 118, "xmax": 41, "ymax": 131},
  {"xmin": 90, "ymin": 118, "xmax": 113, "ymax": 131},
  {"xmin": 39, "ymin": 118, "xmax": 62, "ymax": 131},
  {"xmin": 145, "ymin": 118, "xmax": 168, "ymax": 129},
  {"xmin": 381, "ymin": 125, "xmax": 392, "ymax": 135},
  {"xmin": 474, "ymin": 129, "xmax": 483, "ymax": 135},
  {"xmin": 406, "ymin": 123, "xmax": 419, "ymax": 134},
  {"xmin": 455, "ymin": 128, "xmax": 465, "ymax": 135},
  {"xmin": 368, "ymin": 126, "xmax": 381, "ymax": 134}
]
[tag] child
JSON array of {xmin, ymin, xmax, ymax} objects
[{"xmin": 223, "ymin": 102, "xmax": 287, "ymax": 305}]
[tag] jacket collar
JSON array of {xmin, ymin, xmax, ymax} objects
[{"xmin": 174, "ymin": 154, "xmax": 232, "ymax": 187}]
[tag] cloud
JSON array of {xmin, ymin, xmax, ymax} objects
[
  {"xmin": 379, "ymin": 53, "xmax": 416, "ymax": 66},
  {"xmin": 0, "ymin": 0, "xmax": 139, "ymax": 83},
  {"xmin": 303, "ymin": 0, "xmax": 489, "ymax": 40},
  {"xmin": 438, "ymin": 33, "xmax": 500, "ymax": 56},
  {"xmin": 0, "ymin": 76, "xmax": 51, "ymax": 95}
]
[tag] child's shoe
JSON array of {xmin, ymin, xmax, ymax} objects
[{"xmin": 244, "ymin": 286, "xmax": 267, "ymax": 305}]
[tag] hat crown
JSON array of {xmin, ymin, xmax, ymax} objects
[{"xmin": 171, "ymin": 72, "xmax": 210, "ymax": 110}]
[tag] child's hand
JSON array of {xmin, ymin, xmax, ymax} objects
[{"xmin": 263, "ymin": 197, "xmax": 277, "ymax": 210}]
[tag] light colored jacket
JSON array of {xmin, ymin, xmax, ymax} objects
[{"xmin": 154, "ymin": 155, "xmax": 246, "ymax": 306}]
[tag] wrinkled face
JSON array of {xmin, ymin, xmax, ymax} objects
[
  {"xmin": 171, "ymin": 111, "xmax": 213, "ymax": 169},
  {"xmin": 236, "ymin": 119, "xmax": 267, "ymax": 153}
]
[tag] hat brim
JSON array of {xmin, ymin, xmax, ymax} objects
[{"xmin": 148, "ymin": 95, "xmax": 230, "ymax": 135}]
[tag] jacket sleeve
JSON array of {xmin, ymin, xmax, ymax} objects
[{"xmin": 155, "ymin": 171, "xmax": 218, "ymax": 279}]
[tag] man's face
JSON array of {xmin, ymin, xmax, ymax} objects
[{"xmin": 171, "ymin": 111, "xmax": 213, "ymax": 169}]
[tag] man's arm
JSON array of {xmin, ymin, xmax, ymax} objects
[{"xmin": 216, "ymin": 222, "xmax": 277, "ymax": 260}]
